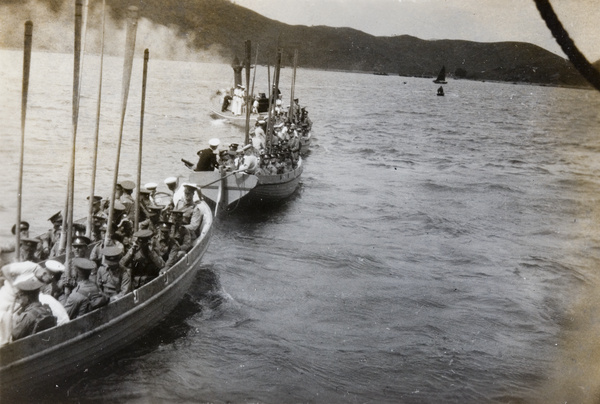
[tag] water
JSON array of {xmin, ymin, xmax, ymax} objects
[{"xmin": 2, "ymin": 49, "xmax": 600, "ymax": 403}]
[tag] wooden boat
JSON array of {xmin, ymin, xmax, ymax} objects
[
  {"xmin": 247, "ymin": 159, "xmax": 303, "ymax": 202},
  {"xmin": 209, "ymin": 105, "xmax": 263, "ymax": 128},
  {"xmin": 433, "ymin": 65, "xmax": 448, "ymax": 84},
  {"xmin": 0, "ymin": 206, "xmax": 213, "ymax": 399},
  {"xmin": 190, "ymin": 157, "xmax": 303, "ymax": 211}
]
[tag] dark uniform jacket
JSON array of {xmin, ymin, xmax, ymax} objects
[
  {"xmin": 194, "ymin": 148, "xmax": 218, "ymax": 171},
  {"xmin": 96, "ymin": 264, "xmax": 132, "ymax": 301},
  {"xmin": 64, "ymin": 280, "xmax": 108, "ymax": 320},
  {"xmin": 12, "ymin": 301, "xmax": 57, "ymax": 341}
]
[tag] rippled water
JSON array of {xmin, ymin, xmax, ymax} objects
[{"xmin": 2, "ymin": 49, "xmax": 600, "ymax": 403}]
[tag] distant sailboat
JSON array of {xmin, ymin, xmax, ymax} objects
[
  {"xmin": 433, "ymin": 65, "xmax": 447, "ymax": 84},
  {"xmin": 437, "ymin": 86, "xmax": 444, "ymax": 96}
]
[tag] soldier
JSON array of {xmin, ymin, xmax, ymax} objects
[
  {"xmin": 175, "ymin": 184, "xmax": 204, "ymax": 237},
  {"xmin": 119, "ymin": 180, "xmax": 136, "ymax": 217},
  {"xmin": 11, "ymin": 271, "xmax": 57, "ymax": 341},
  {"xmin": 299, "ymin": 108, "xmax": 312, "ymax": 131},
  {"xmin": 87, "ymin": 195, "xmax": 104, "ymax": 217},
  {"xmin": 238, "ymin": 144, "xmax": 258, "ymax": 174},
  {"xmin": 0, "ymin": 221, "xmax": 35, "ymax": 258},
  {"xmin": 120, "ymin": 229, "xmax": 164, "ymax": 288},
  {"xmin": 113, "ymin": 200, "xmax": 133, "ymax": 251},
  {"xmin": 194, "ymin": 138, "xmax": 220, "ymax": 171},
  {"xmin": 144, "ymin": 182, "xmax": 158, "ymax": 205},
  {"xmin": 60, "ymin": 235, "xmax": 91, "ymax": 298},
  {"xmin": 19, "ymin": 237, "xmax": 42, "ymax": 262},
  {"xmin": 96, "ymin": 246, "xmax": 131, "ymax": 302},
  {"xmin": 169, "ymin": 209, "xmax": 192, "ymax": 254},
  {"xmin": 63, "ymin": 258, "xmax": 108, "ymax": 320},
  {"xmin": 42, "ymin": 211, "xmax": 62, "ymax": 259},
  {"xmin": 90, "ymin": 215, "xmax": 107, "ymax": 242},
  {"xmin": 154, "ymin": 222, "xmax": 180, "ymax": 269},
  {"xmin": 89, "ymin": 223, "xmax": 124, "ymax": 268}
]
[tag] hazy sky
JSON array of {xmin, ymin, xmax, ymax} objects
[{"xmin": 233, "ymin": 0, "xmax": 600, "ymax": 61}]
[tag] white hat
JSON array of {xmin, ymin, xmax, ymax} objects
[
  {"xmin": 276, "ymin": 99, "xmax": 282, "ymax": 106},
  {"xmin": 164, "ymin": 177, "xmax": 178, "ymax": 185},
  {"xmin": 209, "ymin": 138, "xmax": 220, "ymax": 147},
  {"xmin": 44, "ymin": 260, "xmax": 65, "ymax": 273},
  {"xmin": 242, "ymin": 144, "xmax": 253, "ymax": 151},
  {"xmin": 1, "ymin": 261, "xmax": 41, "ymax": 283},
  {"xmin": 144, "ymin": 182, "xmax": 158, "ymax": 191},
  {"xmin": 182, "ymin": 183, "xmax": 199, "ymax": 190},
  {"xmin": 13, "ymin": 272, "xmax": 45, "ymax": 291}
]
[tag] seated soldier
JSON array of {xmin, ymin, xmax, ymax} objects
[
  {"xmin": 41, "ymin": 211, "xmax": 62, "ymax": 259},
  {"xmin": 237, "ymin": 144, "xmax": 258, "ymax": 174},
  {"xmin": 0, "ymin": 261, "xmax": 41, "ymax": 345},
  {"xmin": 89, "ymin": 224, "xmax": 124, "ymax": 268},
  {"xmin": 11, "ymin": 271, "xmax": 57, "ymax": 341},
  {"xmin": 175, "ymin": 184, "xmax": 204, "ymax": 237},
  {"xmin": 169, "ymin": 209, "xmax": 192, "ymax": 254},
  {"xmin": 90, "ymin": 215, "xmax": 106, "ymax": 243},
  {"xmin": 120, "ymin": 229, "xmax": 164, "ymax": 289},
  {"xmin": 154, "ymin": 222, "xmax": 180, "ymax": 270},
  {"xmin": 139, "ymin": 204, "xmax": 163, "ymax": 233},
  {"xmin": 19, "ymin": 237, "xmax": 42, "ymax": 262},
  {"xmin": 63, "ymin": 258, "xmax": 108, "ymax": 320},
  {"xmin": 96, "ymin": 246, "xmax": 131, "ymax": 302},
  {"xmin": 60, "ymin": 235, "xmax": 91, "ymax": 298}
]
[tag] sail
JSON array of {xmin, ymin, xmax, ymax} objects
[{"xmin": 433, "ymin": 65, "xmax": 447, "ymax": 83}]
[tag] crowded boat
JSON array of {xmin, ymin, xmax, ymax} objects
[{"xmin": 0, "ymin": 178, "xmax": 212, "ymax": 346}]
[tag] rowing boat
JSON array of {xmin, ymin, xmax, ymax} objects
[
  {"xmin": 0, "ymin": 202, "xmax": 213, "ymax": 399},
  {"xmin": 190, "ymin": 157, "xmax": 303, "ymax": 212}
]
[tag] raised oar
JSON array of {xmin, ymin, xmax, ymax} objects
[
  {"xmin": 243, "ymin": 40, "xmax": 251, "ymax": 145},
  {"xmin": 134, "ymin": 49, "xmax": 149, "ymax": 232},
  {"xmin": 86, "ymin": 0, "xmax": 106, "ymax": 238},
  {"xmin": 250, "ymin": 43, "xmax": 259, "ymax": 111},
  {"xmin": 265, "ymin": 61, "xmax": 273, "ymax": 150},
  {"xmin": 16, "ymin": 21, "xmax": 33, "ymax": 260},
  {"xmin": 105, "ymin": 6, "xmax": 139, "ymax": 245},
  {"xmin": 61, "ymin": 0, "xmax": 84, "ymax": 276},
  {"xmin": 289, "ymin": 49, "xmax": 298, "ymax": 122}
]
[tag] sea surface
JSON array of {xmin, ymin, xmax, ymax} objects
[{"xmin": 2, "ymin": 49, "xmax": 600, "ymax": 403}]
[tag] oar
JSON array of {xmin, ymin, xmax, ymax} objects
[
  {"xmin": 250, "ymin": 43, "xmax": 259, "ymax": 109},
  {"xmin": 106, "ymin": 6, "xmax": 139, "ymax": 245},
  {"xmin": 16, "ymin": 21, "xmax": 33, "ymax": 260},
  {"xmin": 243, "ymin": 40, "xmax": 252, "ymax": 145},
  {"xmin": 86, "ymin": 0, "xmax": 106, "ymax": 238},
  {"xmin": 134, "ymin": 49, "xmax": 149, "ymax": 232},
  {"xmin": 62, "ymin": 0, "xmax": 84, "ymax": 276},
  {"xmin": 198, "ymin": 170, "xmax": 244, "ymax": 189},
  {"xmin": 289, "ymin": 49, "xmax": 298, "ymax": 122},
  {"xmin": 265, "ymin": 61, "xmax": 273, "ymax": 150}
]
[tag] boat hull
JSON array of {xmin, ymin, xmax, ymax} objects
[
  {"xmin": 209, "ymin": 108, "xmax": 261, "ymax": 128},
  {"xmin": 249, "ymin": 162, "xmax": 303, "ymax": 202},
  {"xmin": 190, "ymin": 159, "xmax": 303, "ymax": 209},
  {"xmin": 0, "ymin": 224, "xmax": 212, "ymax": 398}
]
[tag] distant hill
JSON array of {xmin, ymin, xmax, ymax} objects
[{"xmin": 9, "ymin": 0, "xmax": 595, "ymax": 87}]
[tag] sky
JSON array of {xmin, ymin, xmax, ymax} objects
[{"xmin": 233, "ymin": 0, "xmax": 600, "ymax": 62}]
